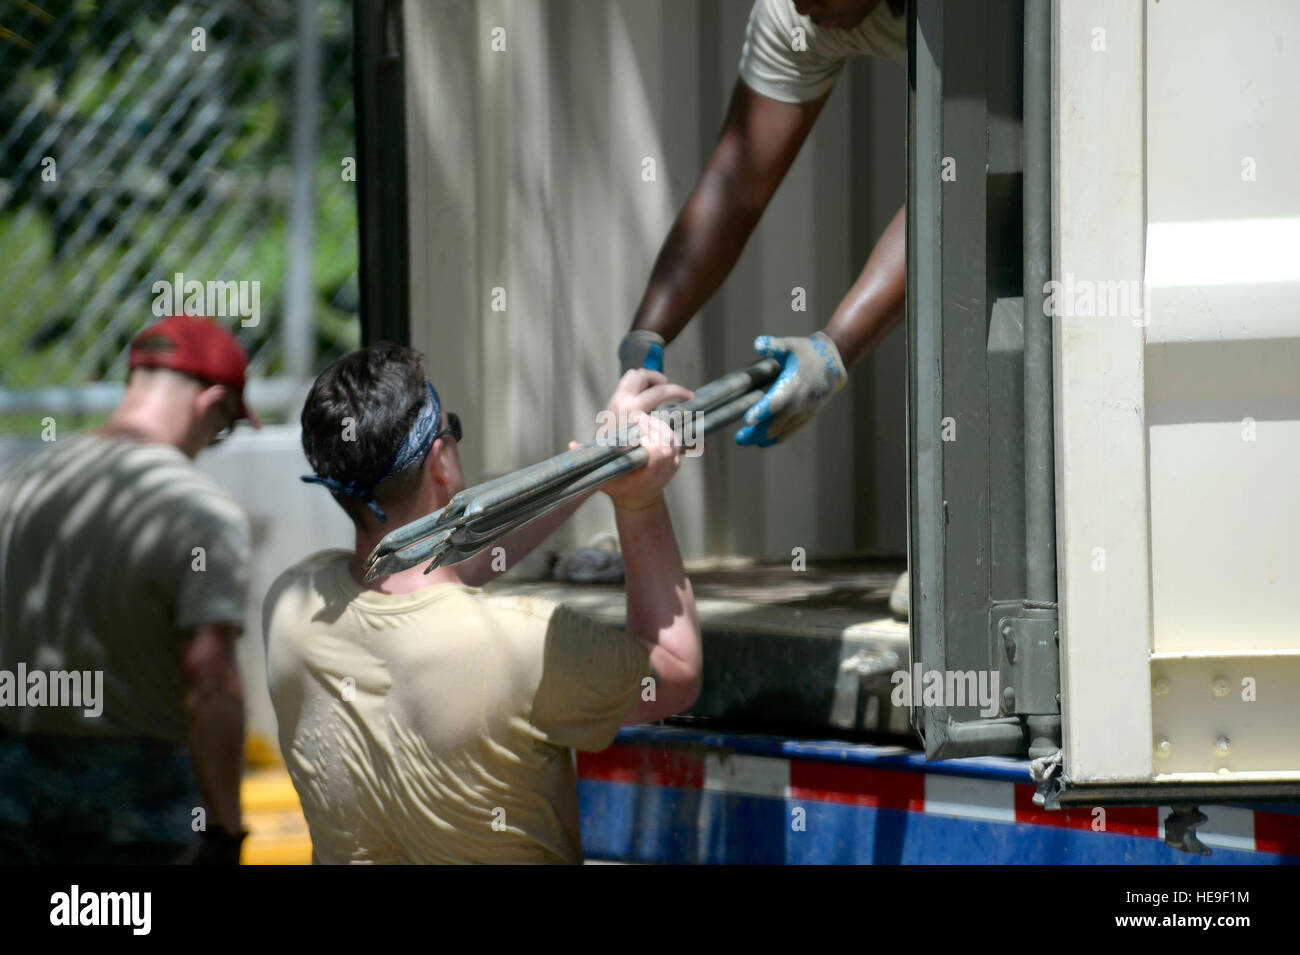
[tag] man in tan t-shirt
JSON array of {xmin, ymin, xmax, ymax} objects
[
  {"xmin": 0, "ymin": 315, "xmax": 256, "ymax": 864},
  {"xmin": 266, "ymin": 342, "xmax": 701, "ymax": 863}
]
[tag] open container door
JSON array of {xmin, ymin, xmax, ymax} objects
[
  {"xmin": 908, "ymin": 0, "xmax": 1300, "ymax": 817},
  {"xmin": 1052, "ymin": 0, "xmax": 1300, "ymax": 810},
  {"xmin": 906, "ymin": 0, "xmax": 1062, "ymax": 764}
]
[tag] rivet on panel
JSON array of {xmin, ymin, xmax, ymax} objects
[
  {"xmin": 1212, "ymin": 677, "xmax": 1230, "ymax": 698},
  {"xmin": 1213, "ymin": 736, "xmax": 1231, "ymax": 757},
  {"xmin": 1155, "ymin": 738, "xmax": 1172, "ymax": 757},
  {"xmin": 1153, "ymin": 678, "xmax": 1170, "ymax": 697}
]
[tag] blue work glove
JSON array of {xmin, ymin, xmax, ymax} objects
[
  {"xmin": 618, "ymin": 330, "xmax": 666, "ymax": 374},
  {"xmin": 735, "ymin": 331, "xmax": 847, "ymax": 448}
]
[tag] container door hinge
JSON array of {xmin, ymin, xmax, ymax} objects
[{"xmin": 994, "ymin": 609, "xmax": 1061, "ymax": 716}]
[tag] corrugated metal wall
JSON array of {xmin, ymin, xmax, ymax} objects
[{"xmin": 403, "ymin": 0, "xmax": 907, "ymax": 562}]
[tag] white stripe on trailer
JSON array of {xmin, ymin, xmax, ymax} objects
[
  {"xmin": 1158, "ymin": 804, "xmax": 1257, "ymax": 853},
  {"xmin": 923, "ymin": 774, "xmax": 1016, "ymax": 824},
  {"xmin": 703, "ymin": 752, "xmax": 791, "ymax": 799}
]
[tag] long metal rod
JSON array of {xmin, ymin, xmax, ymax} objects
[
  {"xmin": 428, "ymin": 389, "xmax": 767, "ymax": 568},
  {"xmin": 370, "ymin": 358, "xmax": 778, "ymax": 557},
  {"xmin": 362, "ymin": 359, "xmax": 780, "ymax": 579}
]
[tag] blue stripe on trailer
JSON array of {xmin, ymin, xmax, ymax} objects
[
  {"xmin": 580, "ymin": 727, "xmax": 1300, "ymax": 863},
  {"xmin": 578, "ymin": 782, "xmax": 1298, "ymax": 865},
  {"xmin": 618, "ymin": 724, "xmax": 1034, "ymax": 783}
]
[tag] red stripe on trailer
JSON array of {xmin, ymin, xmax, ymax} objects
[
  {"xmin": 577, "ymin": 744, "xmax": 705, "ymax": 789},
  {"xmin": 789, "ymin": 761, "xmax": 925, "ymax": 812},
  {"xmin": 1012, "ymin": 785, "xmax": 1159, "ymax": 837},
  {"xmin": 582, "ymin": 741, "xmax": 1299, "ymax": 858},
  {"xmin": 1252, "ymin": 810, "xmax": 1300, "ymax": 857}
]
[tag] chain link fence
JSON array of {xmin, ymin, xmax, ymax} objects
[{"xmin": 0, "ymin": 0, "xmax": 359, "ymax": 429}]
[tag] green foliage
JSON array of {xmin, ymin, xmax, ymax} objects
[{"xmin": 0, "ymin": 0, "xmax": 359, "ymax": 434}]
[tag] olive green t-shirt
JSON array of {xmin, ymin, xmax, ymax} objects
[
  {"xmin": 0, "ymin": 434, "xmax": 251, "ymax": 742},
  {"xmin": 263, "ymin": 550, "xmax": 651, "ymax": 865}
]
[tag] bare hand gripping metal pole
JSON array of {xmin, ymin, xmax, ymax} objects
[{"xmin": 362, "ymin": 359, "xmax": 781, "ymax": 580}]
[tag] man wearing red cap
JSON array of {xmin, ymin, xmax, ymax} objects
[{"xmin": 0, "ymin": 316, "xmax": 257, "ymax": 864}]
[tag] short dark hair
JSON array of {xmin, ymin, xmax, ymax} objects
[{"xmin": 301, "ymin": 342, "xmax": 432, "ymax": 522}]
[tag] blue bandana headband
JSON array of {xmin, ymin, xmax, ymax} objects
[{"xmin": 301, "ymin": 382, "xmax": 443, "ymax": 523}]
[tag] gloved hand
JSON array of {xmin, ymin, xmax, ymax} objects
[
  {"xmin": 618, "ymin": 330, "xmax": 666, "ymax": 374},
  {"xmin": 734, "ymin": 331, "xmax": 847, "ymax": 448}
]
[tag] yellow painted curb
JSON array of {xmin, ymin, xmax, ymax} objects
[{"xmin": 241, "ymin": 769, "xmax": 311, "ymax": 865}]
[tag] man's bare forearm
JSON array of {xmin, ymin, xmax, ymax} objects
[
  {"xmin": 615, "ymin": 494, "xmax": 700, "ymax": 712},
  {"xmin": 182, "ymin": 625, "xmax": 244, "ymax": 834},
  {"xmin": 631, "ymin": 167, "xmax": 764, "ymax": 344},
  {"xmin": 184, "ymin": 673, "xmax": 243, "ymax": 833},
  {"xmin": 631, "ymin": 82, "xmax": 828, "ymax": 345},
  {"xmin": 823, "ymin": 204, "xmax": 906, "ymax": 368}
]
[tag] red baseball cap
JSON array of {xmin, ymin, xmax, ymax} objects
[{"xmin": 129, "ymin": 316, "xmax": 261, "ymax": 428}]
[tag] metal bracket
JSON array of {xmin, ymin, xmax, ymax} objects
[{"xmin": 994, "ymin": 610, "xmax": 1060, "ymax": 716}]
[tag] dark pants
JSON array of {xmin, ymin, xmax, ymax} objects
[{"xmin": 0, "ymin": 730, "xmax": 203, "ymax": 864}]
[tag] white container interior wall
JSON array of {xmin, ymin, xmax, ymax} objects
[
  {"xmin": 402, "ymin": 0, "xmax": 909, "ymax": 563},
  {"xmin": 1054, "ymin": 0, "xmax": 1300, "ymax": 784}
]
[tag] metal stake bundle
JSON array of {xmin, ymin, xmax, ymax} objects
[{"xmin": 362, "ymin": 359, "xmax": 780, "ymax": 580}]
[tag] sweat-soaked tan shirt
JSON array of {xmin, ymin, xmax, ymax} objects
[{"xmin": 263, "ymin": 550, "xmax": 650, "ymax": 864}]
